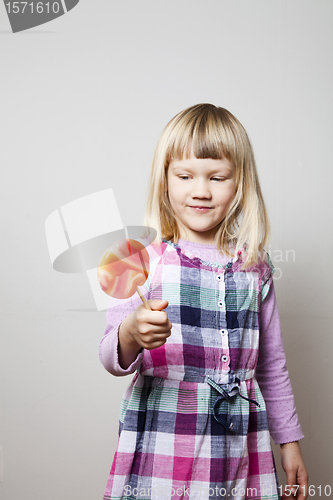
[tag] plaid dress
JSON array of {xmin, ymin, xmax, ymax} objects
[{"xmin": 104, "ymin": 240, "xmax": 280, "ymax": 500}]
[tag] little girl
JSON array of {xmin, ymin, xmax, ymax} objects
[{"xmin": 99, "ymin": 104, "xmax": 308, "ymax": 500}]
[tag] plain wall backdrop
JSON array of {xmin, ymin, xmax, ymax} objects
[{"xmin": 1, "ymin": 1, "xmax": 332, "ymax": 499}]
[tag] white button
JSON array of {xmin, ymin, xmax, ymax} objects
[
  {"xmin": 220, "ymin": 329, "xmax": 228, "ymax": 336},
  {"xmin": 218, "ymin": 300, "xmax": 223, "ymax": 308},
  {"xmin": 222, "ymin": 355, "xmax": 229, "ymax": 363}
]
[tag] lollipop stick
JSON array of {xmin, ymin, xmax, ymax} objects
[{"xmin": 136, "ymin": 285, "xmax": 151, "ymax": 310}]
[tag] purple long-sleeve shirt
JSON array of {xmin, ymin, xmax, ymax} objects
[{"xmin": 99, "ymin": 239, "xmax": 304, "ymax": 445}]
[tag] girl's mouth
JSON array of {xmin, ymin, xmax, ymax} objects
[{"xmin": 189, "ymin": 206, "xmax": 213, "ymax": 213}]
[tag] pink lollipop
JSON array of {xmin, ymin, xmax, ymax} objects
[{"xmin": 97, "ymin": 238, "xmax": 151, "ymax": 309}]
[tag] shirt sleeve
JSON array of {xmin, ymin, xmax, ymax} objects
[
  {"xmin": 256, "ymin": 281, "xmax": 304, "ymax": 444},
  {"xmin": 98, "ymin": 289, "xmax": 146, "ymax": 376}
]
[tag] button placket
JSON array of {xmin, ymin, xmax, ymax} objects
[
  {"xmin": 221, "ymin": 352, "xmax": 230, "ymax": 372},
  {"xmin": 217, "ymin": 267, "xmax": 225, "ymax": 310},
  {"xmin": 216, "ymin": 268, "xmax": 229, "ymax": 372},
  {"xmin": 220, "ymin": 328, "xmax": 228, "ymax": 350}
]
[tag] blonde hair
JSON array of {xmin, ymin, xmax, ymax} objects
[{"xmin": 144, "ymin": 103, "xmax": 270, "ymax": 267}]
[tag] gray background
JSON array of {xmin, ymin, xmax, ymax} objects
[{"xmin": 1, "ymin": 1, "xmax": 332, "ymax": 499}]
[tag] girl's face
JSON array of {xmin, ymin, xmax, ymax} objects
[{"xmin": 167, "ymin": 152, "xmax": 236, "ymax": 244}]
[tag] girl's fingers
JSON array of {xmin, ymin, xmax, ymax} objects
[
  {"xmin": 146, "ymin": 310, "xmax": 170, "ymax": 326},
  {"xmin": 136, "ymin": 335, "xmax": 169, "ymax": 350},
  {"xmin": 297, "ymin": 469, "xmax": 309, "ymax": 499},
  {"xmin": 148, "ymin": 299, "xmax": 169, "ymax": 311},
  {"xmin": 141, "ymin": 340, "xmax": 168, "ymax": 350},
  {"xmin": 136, "ymin": 330, "xmax": 171, "ymax": 343},
  {"xmin": 136, "ymin": 322, "xmax": 172, "ymax": 335},
  {"xmin": 136, "ymin": 312, "xmax": 172, "ymax": 331},
  {"xmin": 280, "ymin": 472, "xmax": 308, "ymax": 499}
]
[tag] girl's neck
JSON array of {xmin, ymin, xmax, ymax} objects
[
  {"xmin": 175, "ymin": 239, "xmax": 231, "ymax": 265},
  {"xmin": 178, "ymin": 238, "xmax": 217, "ymax": 248}
]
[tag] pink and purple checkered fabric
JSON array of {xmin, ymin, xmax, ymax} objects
[{"xmin": 103, "ymin": 241, "xmax": 280, "ymax": 500}]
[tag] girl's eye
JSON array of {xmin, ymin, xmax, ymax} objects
[
  {"xmin": 211, "ymin": 177, "xmax": 225, "ymax": 182},
  {"xmin": 179, "ymin": 175, "xmax": 190, "ymax": 180}
]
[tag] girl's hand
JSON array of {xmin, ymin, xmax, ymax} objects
[
  {"xmin": 118, "ymin": 300, "xmax": 172, "ymax": 369},
  {"xmin": 127, "ymin": 299, "xmax": 172, "ymax": 350},
  {"xmin": 280, "ymin": 441, "xmax": 309, "ymax": 500}
]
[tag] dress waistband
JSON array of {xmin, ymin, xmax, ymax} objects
[
  {"xmin": 184, "ymin": 369, "xmax": 255, "ymax": 384},
  {"xmin": 140, "ymin": 369, "xmax": 255, "ymax": 385}
]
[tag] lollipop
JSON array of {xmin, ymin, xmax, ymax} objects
[{"xmin": 97, "ymin": 238, "xmax": 151, "ymax": 309}]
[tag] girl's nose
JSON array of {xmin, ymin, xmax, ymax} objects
[{"xmin": 191, "ymin": 180, "xmax": 212, "ymax": 199}]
